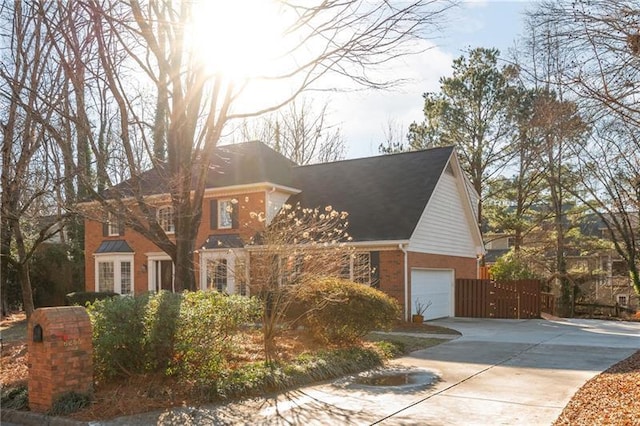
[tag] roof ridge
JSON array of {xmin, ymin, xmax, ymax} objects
[{"xmin": 294, "ymin": 145, "xmax": 455, "ymax": 169}]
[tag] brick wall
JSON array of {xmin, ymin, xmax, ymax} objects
[
  {"xmin": 377, "ymin": 249, "xmax": 477, "ymax": 315},
  {"xmin": 28, "ymin": 307, "xmax": 93, "ymax": 413},
  {"xmin": 378, "ymin": 250, "xmax": 404, "ymax": 307},
  {"xmin": 85, "ymin": 191, "xmax": 267, "ymax": 293}
]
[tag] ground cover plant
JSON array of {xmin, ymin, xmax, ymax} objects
[{"xmin": 1, "ymin": 283, "xmax": 442, "ymax": 421}]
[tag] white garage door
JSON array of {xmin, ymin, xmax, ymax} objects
[{"xmin": 411, "ymin": 269, "xmax": 454, "ymax": 320}]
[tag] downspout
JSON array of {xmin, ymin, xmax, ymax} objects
[{"xmin": 399, "ymin": 243, "xmax": 409, "ymax": 322}]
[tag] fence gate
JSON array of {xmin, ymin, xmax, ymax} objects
[{"xmin": 455, "ymin": 279, "xmax": 543, "ymax": 319}]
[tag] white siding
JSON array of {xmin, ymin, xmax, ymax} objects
[
  {"xmin": 409, "ymin": 172, "xmax": 477, "ymax": 257},
  {"xmin": 265, "ymin": 191, "xmax": 291, "ymax": 224}
]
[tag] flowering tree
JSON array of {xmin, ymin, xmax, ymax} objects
[{"xmin": 248, "ymin": 204, "xmax": 370, "ymax": 362}]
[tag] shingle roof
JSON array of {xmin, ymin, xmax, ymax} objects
[
  {"xmin": 98, "ymin": 142, "xmax": 455, "ymax": 244},
  {"xmin": 289, "ymin": 146, "xmax": 454, "ymax": 242},
  {"xmin": 102, "ymin": 141, "xmax": 296, "ymax": 198}
]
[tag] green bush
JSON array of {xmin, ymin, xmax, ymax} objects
[
  {"xmin": 66, "ymin": 291, "xmax": 119, "ymax": 306},
  {"xmin": 169, "ymin": 292, "xmax": 262, "ymax": 387},
  {"xmin": 88, "ymin": 293, "xmax": 150, "ymax": 378},
  {"xmin": 295, "ymin": 277, "xmax": 401, "ymax": 344},
  {"xmin": 142, "ymin": 291, "xmax": 182, "ymax": 371},
  {"xmin": 87, "ymin": 291, "xmax": 183, "ymax": 379},
  {"xmin": 490, "ymin": 250, "xmax": 538, "ymax": 280}
]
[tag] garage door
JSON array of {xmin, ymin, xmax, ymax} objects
[{"xmin": 411, "ymin": 269, "xmax": 454, "ymax": 320}]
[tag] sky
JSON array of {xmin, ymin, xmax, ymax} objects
[{"xmin": 336, "ymin": 0, "xmax": 536, "ymax": 159}]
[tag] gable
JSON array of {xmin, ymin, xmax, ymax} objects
[
  {"xmin": 289, "ymin": 146, "xmax": 455, "ymax": 242},
  {"xmin": 409, "ymin": 163, "xmax": 481, "ymax": 258}
]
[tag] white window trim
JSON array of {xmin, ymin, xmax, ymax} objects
[
  {"xmin": 157, "ymin": 205, "xmax": 175, "ymax": 234},
  {"xmin": 218, "ymin": 199, "xmax": 234, "ymax": 230},
  {"xmin": 94, "ymin": 253, "xmax": 134, "ymax": 295},
  {"xmin": 107, "ymin": 212, "xmax": 120, "ymax": 236},
  {"xmin": 146, "ymin": 253, "xmax": 174, "ymax": 292},
  {"xmin": 200, "ymin": 250, "xmax": 247, "ymax": 295}
]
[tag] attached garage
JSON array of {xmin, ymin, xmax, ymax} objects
[{"xmin": 410, "ymin": 269, "xmax": 454, "ymax": 320}]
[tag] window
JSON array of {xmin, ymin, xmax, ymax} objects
[
  {"xmin": 96, "ymin": 255, "xmax": 134, "ymax": 295},
  {"xmin": 611, "ymin": 260, "xmax": 627, "ymax": 276},
  {"xmin": 120, "ymin": 261, "xmax": 132, "ymax": 294},
  {"xmin": 157, "ymin": 206, "xmax": 175, "ymax": 233},
  {"xmin": 206, "ymin": 259, "xmax": 228, "ymax": 292},
  {"xmin": 107, "ymin": 212, "xmax": 121, "ymax": 236},
  {"xmin": 235, "ymin": 258, "xmax": 248, "ymax": 296},
  {"xmin": 617, "ymin": 294, "xmax": 628, "ymax": 306},
  {"xmin": 352, "ymin": 252, "xmax": 371, "ymax": 284},
  {"xmin": 98, "ymin": 262, "xmax": 114, "ymax": 292},
  {"xmin": 279, "ymin": 254, "xmax": 303, "ymax": 285},
  {"xmin": 218, "ymin": 200, "xmax": 233, "ymax": 229}
]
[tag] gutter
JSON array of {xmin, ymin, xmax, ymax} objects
[{"xmin": 399, "ymin": 243, "xmax": 409, "ymax": 322}]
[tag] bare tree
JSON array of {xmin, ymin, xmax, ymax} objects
[
  {"xmin": 238, "ymin": 98, "xmax": 346, "ymax": 165},
  {"xmin": 47, "ymin": 0, "xmax": 457, "ymax": 292},
  {"xmin": 378, "ymin": 117, "xmax": 408, "ymax": 153},
  {"xmin": 0, "ymin": 1, "xmax": 71, "ymax": 317},
  {"xmin": 572, "ymin": 120, "xmax": 640, "ymax": 296},
  {"xmin": 526, "ymin": 0, "xmax": 640, "ymax": 127},
  {"xmin": 525, "ymin": 1, "xmax": 640, "ymax": 300}
]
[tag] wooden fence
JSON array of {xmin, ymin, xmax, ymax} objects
[{"xmin": 455, "ymin": 279, "xmax": 548, "ymax": 319}]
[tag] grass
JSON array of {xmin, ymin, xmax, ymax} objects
[{"xmin": 366, "ymin": 333, "xmax": 447, "ymax": 354}]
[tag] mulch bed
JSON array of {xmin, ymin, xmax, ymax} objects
[{"xmin": 554, "ymin": 349, "xmax": 640, "ymax": 426}]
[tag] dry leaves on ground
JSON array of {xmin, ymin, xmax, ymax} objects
[{"xmin": 554, "ymin": 350, "xmax": 640, "ymax": 426}]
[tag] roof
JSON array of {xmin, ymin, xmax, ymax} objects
[
  {"xmin": 200, "ymin": 234, "xmax": 245, "ymax": 249},
  {"xmin": 289, "ymin": 146, "xmax": 455, "ymax": 242},
  {"xmin": 97, "ymin": 142, "xmax": 460, "ymax": 244},
  {"xmin": 103, "ymin": 141, "xmax": 296, "ymax": 198},
  {"xmin": 95, "ymin": 240, "xmax": 134, "ymax": 253}
]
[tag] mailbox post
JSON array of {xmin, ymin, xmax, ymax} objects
[{"xmin": 27, "ymin": 306, "xmax": 93, "ymax": 412}]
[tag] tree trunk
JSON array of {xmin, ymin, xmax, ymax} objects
[
  {"xmin": 630, "ymin": 265, "xmax": 640, "ymax": 297},
  {"xmin": 18, "ymin": 264, "xmax": 35, "ymax": 319}
]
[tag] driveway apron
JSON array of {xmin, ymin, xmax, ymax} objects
[{"xmin": 98, "ymin": 318, "xmax": 640, "ymax": 426}]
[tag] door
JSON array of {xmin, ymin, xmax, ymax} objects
[
  {"xmin": 411, "ymin": 269, "xmax": 454, "ymax": 320},
  {"xmin": 156, "ymin": 260, "xmax": 174, "ymax": 292}
]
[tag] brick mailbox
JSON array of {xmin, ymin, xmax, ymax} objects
[{"xmin": 28, "ymin": 306, "xmax": 93, "ymax": 412}]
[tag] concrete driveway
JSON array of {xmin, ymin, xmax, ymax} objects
[{"xmin": 99, "ymin": 318, "xmax": 640, "ymax": 426}]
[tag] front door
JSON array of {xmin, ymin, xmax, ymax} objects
[{"xmin": 157, "ymin": 260, "xmax": 173, "ymax": 292}]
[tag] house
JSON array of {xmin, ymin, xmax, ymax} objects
[{"xmin": 84, "ymin": 142, "xmax": 484, "ymax": 321}]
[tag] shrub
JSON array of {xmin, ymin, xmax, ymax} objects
[
  {"xmin": 169, "ymin": 292, "xmax": 262, "ymax": 387},
  {"xmin": 1, "ymin": 385, "xmax": 28, "ymax": 410},
  {"xmin": 66, "ymin": 291, "xmax": 119, "ymax": 306},
  {"xmin": 295, "ymin": 277, "xmax": 401, "ymax": 344},
  {"xmin": 490, "ymin": 250, "xmax": 538, "ymax": 280},
  {"xmin": 88, "ymin": 293, "xmax": 150, "ymax": 378},
  {"xmin": 87, "ymin": 291, "xmax": 184, "ymax": 378},
  {"xmin": 142, "ymin": 291, "xmax": 182, "ymax": 371},
  {"xmin": 48, "ymin": 391, "xmax": 91, "ymax": 416},
  {"xmin": 207, "ymin": 346, "xmax": 385, "ymax": 400}
]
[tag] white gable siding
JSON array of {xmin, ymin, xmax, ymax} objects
[
  {"xmin": 409, "ymin": 172, "xmax": 477, "ymax": 257},
  {"xmin": 266, "ymin": 190, "xmax": 291, "ymax": 224}
]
